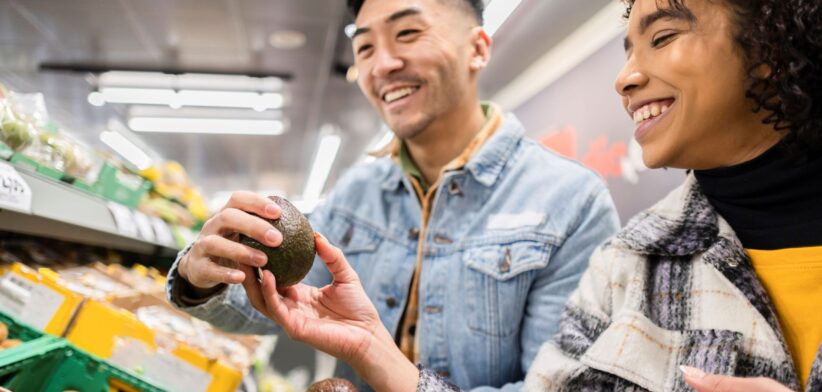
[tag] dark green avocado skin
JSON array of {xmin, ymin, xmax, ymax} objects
[{"xmin": 239, "ymin": 195, "xmax": 316, "ymax": 287}]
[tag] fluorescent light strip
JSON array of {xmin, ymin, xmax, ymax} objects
[
  {"xmin": 492, "ymin": 1, "xmax": 625, "ymax": 109},
  {"xmin": 129, "ymin": 117, "xmax": 285, "ymax": 135},
  {"xmin": 302, "ymin": 133, "xmax": 342, "ymax": 202},
  {"xmin": 483, "ymin": 0, "xmax": 524, "ymax": 36},
  {"xmin": 94, "ymin": 88, "xmax": 284, "ymax": 111},
  {"xmin": 100, "ymin": 131, "xmax": 153, "ymax": 170},
  {"xmin": 98, "ymin": 71, "xmax": 283, "ymax": 91}
]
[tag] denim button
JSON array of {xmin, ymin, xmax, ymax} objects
[
  {"xmin": 499, "ymin": 247, "xmax": 512, "ymax": 274},
  {"xmin": 386, "ymin": 297, "xmax": 398, "ymax": 308},
  {"xmin": 448, "ymin": 180, "xmax": 464, "ymax": 197},
  {"xmin": 408, "ymin": 227, "xmax": 420, "ymax": 239}
]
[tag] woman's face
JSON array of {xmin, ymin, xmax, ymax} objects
[{"xmin": 616, "ymin": 0, "xmax": 780, "ymax": 169}]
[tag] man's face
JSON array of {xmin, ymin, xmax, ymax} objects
[
  {"xmin": 351, "ymin": 0, "xmax": 480, "ymax": 139},
  {"xmin": 616, "ymin": 0, "xmax": 757, "ymax": 169}
]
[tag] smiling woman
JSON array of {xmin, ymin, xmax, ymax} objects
[{"xmin": 523, "ymin": 0, "xmax": 822, "ymax": 391}]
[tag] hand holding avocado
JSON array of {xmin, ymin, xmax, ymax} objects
[
  {"xmin": 178, "ymin": 191, "xmax": 285, "ymax": 290},
  {"xmin": 242, "ymin": 233, "xmax": 420, "ymax": 392}
]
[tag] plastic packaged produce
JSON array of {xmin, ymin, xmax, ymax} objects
[
  {"xmin": 134, "ymin": 305, "xmax": 254, "ymax": 370},
  {"xmin": 0, "ymin": 96, "xmax": 37, "ymax": 151}
]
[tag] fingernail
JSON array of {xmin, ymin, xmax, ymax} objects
[
  {"xmin": 253, "ymin": 252, "xmax": 268, "ymax": 266},
  {"xmin": 265, "ymin": 230, "xmax": 282, "ymax": 246},
  {"xmin": 680, "ymin": 366, "xmax": 706, "ymax": 379},
  {"xmin": 265, "ymin": 204, "xmax": 280, "ymax": 217},
  {"xmin": 229, "ymin": 270, "xmax": 244, "ymax": 281}
]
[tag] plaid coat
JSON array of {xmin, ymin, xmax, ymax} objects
[
  {"xmin": 417, "ymin": 174, "xmax": 821, "ymax": 391},
  {"xmin": 521, "ymin": 174, "xmax": 821, "ymax": 392}
]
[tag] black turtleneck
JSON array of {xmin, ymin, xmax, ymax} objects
[{"xmin": 694, "ymin": 144, "xmax": 822, "ymax": 250}]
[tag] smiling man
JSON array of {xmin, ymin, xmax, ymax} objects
[{"xmin": 164, "ymin": 0, "xmax": 618, "ymax": 390}]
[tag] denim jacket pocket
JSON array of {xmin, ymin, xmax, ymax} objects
[
  {"xmin": 326, "ymin": 213, "xmax": 384, "ymax": 272},
  {"xmin": 462, "ymin": 239, "xmax": 552, "ymax": 336},
  {"xmin": 580, "ymin": 310, "xmax": 742, "ymax": 392}
]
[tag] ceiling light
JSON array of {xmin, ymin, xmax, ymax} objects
[
  {"xmin": 303, "ymin": 126, "xmax": 342, "ymax": 202},
  {"xmin": 100, "ymin": 130, "xmax": 153, "ymax": 170},
  {"xmin": 128, "ymin": 117, "xmax": 285, "ymax": 135},
  {"xmin": 98, "ymin": 71, "xmax": 283, "ymax": 91},
  {"xmin": 483, "ymin": 0, "xmax": 524, "ymax": 36},
  {"xmin": 269, "ymin": 30, "xmax": 307, "ymax": 49},
  {"xmin": 344, "ymin": 24, "xmax": 357, "ymax": 39},
  {"xmin": 90, "ymin": 88, "xmax": 284, "ymax": 111},
  {"xmin": 87, "ymin": 91, "xmax": 105, "ymax": 106}
]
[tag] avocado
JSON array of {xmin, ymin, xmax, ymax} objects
[
  {"xmin": 307, "ymin": 378, "xmax": 358, "ymax": 392},
  {"xmin": 239, "ymin": 195, "xmax": 315, "ymax": 287}
]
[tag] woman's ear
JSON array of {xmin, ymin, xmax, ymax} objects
[{"xmin": 469, "ymin": 26, "xmax": 492, "ymax": 71}]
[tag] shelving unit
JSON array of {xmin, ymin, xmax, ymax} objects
[{"xmin": 0, "ymin": 164, "xmax": 181, "ymax": 258}]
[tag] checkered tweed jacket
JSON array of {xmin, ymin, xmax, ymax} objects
[{"xmin": 418, "ymin": 174, "xmax": 821, "ymax": 391}]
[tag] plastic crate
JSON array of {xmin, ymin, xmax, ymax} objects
[
  {"xmin": 0, "ymin": 141, "xmax": 12, "ymax": 160},
  {"xmin": 9, "ymin": 153, "xmax": 38, "ymax": 172},
  {"xmin": 95, "ymin": 163, "xmax": 151, "ymax": 209},
  {"xmin": 0, "ymin": 337, "xmax": 166, "ymax": 392},
  {"xmin": 0, "ymin": 309, "xmax": 45, "ymax": 343}
]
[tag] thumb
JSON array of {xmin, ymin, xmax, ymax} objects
[
  {"xmin": 314, "ymin": 232, "xmax": 359, "ymax": 284},
  {"xmin": 681, "ymin": 366, "xmax": 788, "ymax": 392}
]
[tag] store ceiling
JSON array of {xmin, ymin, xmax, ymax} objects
[{"xmin": 0, "ymin": 0, "xmax": 612, "ymax": 202}]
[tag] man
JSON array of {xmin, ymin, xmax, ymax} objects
[{"xmin": 165, "ymin": 0, "xmax": 619, "ymax": 390}]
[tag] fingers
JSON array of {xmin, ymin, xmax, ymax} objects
[
  {"xmin": 240, "ymin": 264, "xmax": 266, "ymax": 312},
  {"xmin": 222, "ymin": 191, "xmax": 282, "ymax": 220},
  {"xmin": 315, "ymin": 232, "xmax": 359, "ymax": 284},
  {"xmin": 202, "ymin": 208, "xmax": 282, "ymax": 248},
  {"xmin": 681, "ymin": 367, "xmax": 792, "ymax": 392},
  {"xmin": 196, "ymin": 234, "xmax": 268, "ymax": 267},
  {"xmin": 186, "ymin": 256, "xmax": 246, "ymax": 287},
  {"xmin": 260, "ymin": 270, "xmax": 293, "ymax": 330}
]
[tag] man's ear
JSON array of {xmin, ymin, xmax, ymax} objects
[{"xmin": 469, "ymin": 27, "xmax": 492, "ymax": 71}]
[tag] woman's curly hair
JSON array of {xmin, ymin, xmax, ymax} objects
[{"xmin": 624, "ymin": 0, "xmax": 822, "ymax": 159}]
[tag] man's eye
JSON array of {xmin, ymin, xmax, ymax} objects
[
  {"xmin": 357, "ymin": 44, "xmax": 373, "ymax": 55},
  {"xmin": 397, "ymin": 29, "xmax": 421, "ymax": 38},
  {"xmin": 651, "ymin": 32, "xmax": 677, "ymax": 48}
]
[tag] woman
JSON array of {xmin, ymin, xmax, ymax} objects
[{"xmin": 242, "ymin": 0, "xmax": 822, "ymax": 390}]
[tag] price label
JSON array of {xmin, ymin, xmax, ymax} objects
[
  {"xmin": 107, "ymin": 201, "xmax": 139, "ymax": 238},
  {"xmin": 0, "ymin": 273, "xmax": 64, "ymax": 330},
  {"xmin": 143, "ymin": 351, "xmax": 212, "ymax": 392},
  {"xmin": 0, "ymin": 161, "xmax": 32, "ymax": 213},
  {"xmin": 132, "ymin": 210, "xmax": 156, "ymax": 242},
  {"xmin": 150, "ymin": 216, "xmax": 176, "ymax": 247}
]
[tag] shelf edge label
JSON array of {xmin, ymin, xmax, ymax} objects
[{"xmin": 0, "ymin": 161, "xmax": 33, "ymax": 213}]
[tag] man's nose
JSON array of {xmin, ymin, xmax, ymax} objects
[{"xmin": 372, "ymin": 47, "xmax": 405, "ymax": 79}]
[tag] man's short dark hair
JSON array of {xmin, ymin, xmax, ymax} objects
[{"xmin": 347, "ymin": 0, "xmax": 484, "ymax": 25}]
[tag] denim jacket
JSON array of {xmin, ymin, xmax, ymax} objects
[{"xmin": 166, "ymin": 112, "xmax": 619, "ymax": 391}]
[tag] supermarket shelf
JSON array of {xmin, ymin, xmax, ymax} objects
[{"xmin": 0, "ymin": 166, "xmax": 181, "ymax": 257}]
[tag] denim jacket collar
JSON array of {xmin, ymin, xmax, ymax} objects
[{"xmin": 380, "ymin": 112, "xmax": 525, "ymax": 191}]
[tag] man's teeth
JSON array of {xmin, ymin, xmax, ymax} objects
[
  {"xmin": 384, "ymin": 87, "xmax": 416, "ymax": 103},
  {"xmin": 633, "ymin": 102, "xmax": 669, "ymax": 124}
]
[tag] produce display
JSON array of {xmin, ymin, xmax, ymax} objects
[
  {"xmin": 140, "ymin": 160, "xmax": 209, "ymax": 224},
  {"xmin": 135, "ymin": 305, "xmax": 254, "ymax": 370},
  {"xmin": 239, "ymin": 195, "xmax": 316, "ymax": 287},
  {"xmin": 0, "ymin": 86, "xmax": 36, "ymax": 152}
]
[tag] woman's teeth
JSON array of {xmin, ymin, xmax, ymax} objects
[{"xmin": 633, "ymin": 102, "xmax": 669, "ymax": 124}]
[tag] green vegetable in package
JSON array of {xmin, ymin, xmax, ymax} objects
[{"xmin": 0, "ymin": 119, "xmax": 34, "ymax": 151}]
